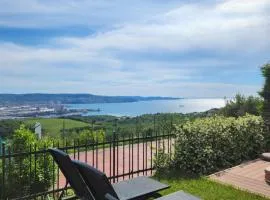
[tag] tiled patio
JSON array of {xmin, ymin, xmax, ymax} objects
[{"xmin": 209, "ymin": 159, "xmax": 270, "ymax": 198}]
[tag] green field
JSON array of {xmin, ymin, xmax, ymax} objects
[{"xmin": 24, "ymin": 118, "xmax": 89, "ymax": 137}]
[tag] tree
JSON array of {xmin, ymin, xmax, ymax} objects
[
  {"xmin": 259, "ymin": 63, "xmax": 270, "ymax": 131},
  {"xmin": 0, "ymin": 119, "xmax": 21, "ymax": 138},
  {"xmin": 220, "ymin": 94, "xmax": 263, "ymax": 117},
  {"xmin": 79, "ymin": 129, "xmax": 105, "ymax": 143}
]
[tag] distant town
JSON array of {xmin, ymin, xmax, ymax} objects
[
  {"xmin": 0, "ymin": 103, "xmax": 99, "ymax": 119},
  {"xmin": 0, "ymin": 93, "xmax": 179, "ymax": 119}
]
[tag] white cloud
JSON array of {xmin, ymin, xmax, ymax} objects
[
  {"xmin": 59, "ymin": 0, "xmax": 270, "ymax": 52},
  {"xmin": 0, "ymin": 0, "xmax": 269, "ymax": 96},
  {"xmin": 217, "ymin": 0, "xmax": 270, "ymax": 14}
]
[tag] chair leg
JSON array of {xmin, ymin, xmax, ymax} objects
[{"xmin": 59, "ymin": 182, "xmax": 69, "ymax": 200}]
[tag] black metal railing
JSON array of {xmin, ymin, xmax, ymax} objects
[{"xmin": 0, "ymin": 121, "xmax": 175, "ymax": 199}]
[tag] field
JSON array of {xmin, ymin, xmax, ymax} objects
[{"xmin": 24, "ymin": 118, "xmax": 89, "ymax": 137}]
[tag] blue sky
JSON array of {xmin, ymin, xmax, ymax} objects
[{"xmin": 0, "ymin": 0, "xmax": 269, "ymax": 97}]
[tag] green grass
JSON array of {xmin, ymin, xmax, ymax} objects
[
  {"xmin": 24, "ymin": 118, "xmax": 89, "ymax": 137},
  {"xmin": 153, "ymin": 170, "xmax": 269, "ymax": 200}
]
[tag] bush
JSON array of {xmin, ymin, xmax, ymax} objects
[
  {"xmin": 173, "ymin": 115, "xmax": 266, "ymax": 175},
  {"xmin": 1, "ymin": 125, "xmax": 54, "ymax": 199},
  {"xmin": 79, "ymin": 129, "xmax": 105, "ymax": 142},
  {"xmin": 154, "ymin": 150, "xmax": 171, "ymax": 172}
]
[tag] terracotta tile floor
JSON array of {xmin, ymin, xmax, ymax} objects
[{"xmin": 209, "ymin": 159, "xmax": 270, "ymax": 198}]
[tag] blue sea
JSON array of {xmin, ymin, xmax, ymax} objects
[{"xmin": 66, "ymin": 98, "xmax": 226, "ymax": 117}]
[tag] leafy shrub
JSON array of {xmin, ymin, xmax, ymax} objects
[
  {"xmin": 154, "ymin": 149, "xmax": 171, "ymax": 171},
  {"xmin": 0, "ymin": 125, "xmax": 53, "ymax": 199},
  {"xmin": 173, "ymin": 115, "xmax": 266, "ymax": 175}
]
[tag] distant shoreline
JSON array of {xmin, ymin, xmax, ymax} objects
[
  {"xmin": 0, "ymin": 93, "xmax": 181, "ymax": 105},
  {"xmin": 0, "ymin": 98, "xmax": 226, "ymax": 119}
]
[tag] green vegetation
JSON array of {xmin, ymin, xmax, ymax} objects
[
  {"xmin": 0, "ymin": 119, "xmax": 22, "ymax": 138},
  {"xmin": 1, "ymin": 125, "xmax": 53, "ymax": 199},
  {"xmin": 154, "ymin": 170, "xmax": 268, "ymax": 200},
  {"xmin": 67, "ymin": 113, "xmax": 206, "ymax": 136},
  {"xmin": 61, "ymin": 114, "xmax": 179, "ymax": 142},
  {"xmin": 260, "ymin": 63, "xmax": 270, "ymax": 130},
  {"xmin": 1, "ymin": 112, "xmax": 203, "ymax": 141},
  {"xmin": 173, "ymin": 115, "xmax": 266, "ymax": 175},
  {"xmin": 220, "ymin": 94, "xmax": 263, "ymax": 117},
  {"xmin": 24, "ymin": 118, "xmax": 89, "ymax": 137}
]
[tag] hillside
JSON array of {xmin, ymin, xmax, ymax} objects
[
  {"xmin": 1, "ymin": 109, "xmax": 220, "ymax": 139},
  {"xmin": 0, "ymin": 93, "xmax": 180, "ymax": 105}
]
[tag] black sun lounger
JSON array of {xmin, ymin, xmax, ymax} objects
[
  {"xmin": 72, "ymin": 160, "xmax": 169, "ymax": 200},
  {"xmin": 49, "ymin": 148, "xmax": 200, "ymax": 200},
  {"xmin": 73, "ymin": 160, "xmax": 201, "ymax": 200},
  {"xmin": 49, "ymin": 148, "xmax": 168, "ymax": 199},
  {"xmin": 48, "ymin": 148, "xmax": 95, "ymax": 200}
]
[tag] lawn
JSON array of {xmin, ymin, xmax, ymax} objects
[
  {"xmin": 24, "ymin": 118, "xmax": 89, "ymax": 137},
  {"xmin": 153, "ymin": 170, "xmax": 269, "ymax": 200}
]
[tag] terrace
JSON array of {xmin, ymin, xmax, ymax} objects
[{"xmin": 210, "ymin": 159, "xmax": 270, "ymax": 197}]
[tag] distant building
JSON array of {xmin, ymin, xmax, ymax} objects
[
  {"xmin": 34, "ymin": 122, "xmax": 42, "ymax": 139},
  {"xmin": 55, "ymin": 104, "xmax": 65, "ymax": 112}
]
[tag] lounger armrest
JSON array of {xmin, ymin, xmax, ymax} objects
[{"xmin": 105, "ymin": 193, "xmax": 119, "ymax": 200}]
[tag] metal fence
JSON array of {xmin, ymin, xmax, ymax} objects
[{"xmin": 0, "ymin": 119, "xmax": 176, "ymax": 200}]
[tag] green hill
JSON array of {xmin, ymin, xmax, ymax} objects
[{"xmin": 0, "ymin": 93, "xmax": 179, "ymax": 104}]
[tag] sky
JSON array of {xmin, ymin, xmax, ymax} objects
[{"xmin": 0, "ymin": 0, "xmax": 269, "ymax": 97}]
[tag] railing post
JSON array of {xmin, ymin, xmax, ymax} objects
[
  {"xmin": 170, "ymin": 115, "xmax": 173, "ymax": 159},
  {"xmin": 112, "ymin": 130, "xmax": 116, "ymax": 183},
  {"xmin": 1, "ymin": 143, "xmax": 6, "ymax": 200},
  {"xmin": 112, "ymin": 119, "xmax": 117, "ymax": 183}
]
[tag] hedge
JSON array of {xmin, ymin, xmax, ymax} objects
[{"xmin": 173, "ymin": 114, "xmax": 267, "ymax": 175}]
